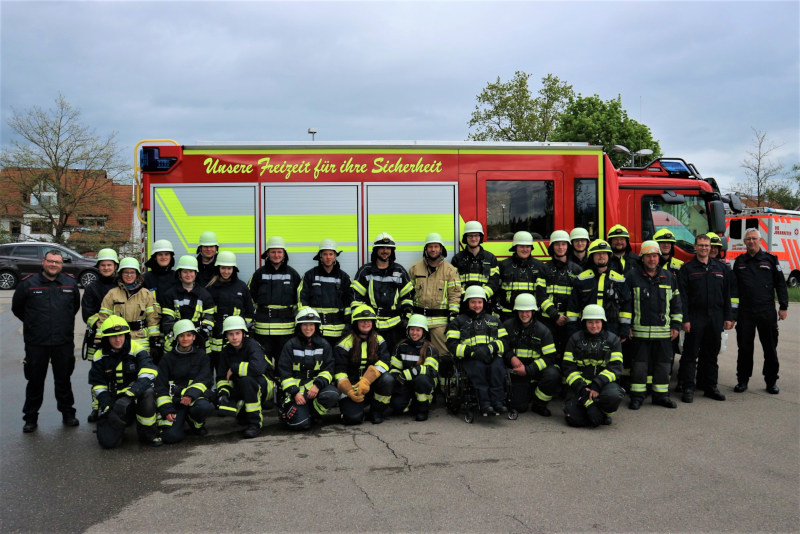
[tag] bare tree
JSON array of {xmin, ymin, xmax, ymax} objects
[
  {"xmin": 737, "ymin": 128, "xmax": 784, "ymax": 206},
  {"xmin": 0, "ymin": 94, "xmax": 128, "ymax": 244}
]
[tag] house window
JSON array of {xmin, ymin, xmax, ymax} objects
[
  {"xmin": 29, "ymin": 219, "xmax": 53, "ymax": 234},
  {"xmin": 77, "ymin": 215, "xmax": 108, "ymax": 230}
]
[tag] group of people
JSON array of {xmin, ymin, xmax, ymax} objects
[{"xmin": 12, "ymin": 221, "xmax": 788, "ymax": 447}]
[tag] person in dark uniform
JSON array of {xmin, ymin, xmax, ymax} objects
[
  {"xmin": 196, "ymin": 231, "xmax": 219, "ymax": 288},
  {"xmin": 732, "ymin": 228, "xmax": 789, "ymax": 394},
  {"xmin": 12, "ymin": 249, "xmax": 81, "ymax": 432}
]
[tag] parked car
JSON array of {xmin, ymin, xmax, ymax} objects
[{"xmin": 0, "ymin": 242, "xmax": 100, "ymax": 290}]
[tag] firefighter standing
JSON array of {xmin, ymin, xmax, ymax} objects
[
  {"xmin": 625, "ymin": 241, "xmax": 682, "ymax": 410},
  {"xmin": 408, "ymin": 232, "xmax": 462, "ymax": 357},
  {"xmin": 196, "ymin": 231, "xmax": 219, "ymax": 287},
  {"xmin": 389, "ymin": 314, "xmax": 439, "ymax": 421},
  {"xmin": 277, "ymin": 308, "xmax": 338, "ymax": 430},
  {"xmin": 568, "ymin": 227, "xmax": 591, "ymax": 269},
  {"xmin": 334, "ymin": 305, "xmax": 395, "ymax": 425},
  {"xmin": 156, "ymin": 320, "xmax": 215, "ymax": 443},
  {"xmin": 81, "ymin": 248, "xmax": 119, "ymax": 423},
  {"xmin": 142, "ymin": 239, "xmax": 176, "ymax": 301},
  {"xmin": 732, "ymin": 228, "xmax": 789, "ymax": 394},
  {"xmin": 351, "ymin": 233, "xmax": 414, "ymax": 352},
  {"xmin": 299, "ymin": 239, "xmax": 353, "ymax": 347},
  {"xmin": 159, "ymin": 255, "xmax": 215, "ymax": 353},
  {"xmin": 503, "ymin": 293, "xmax": 560, "ymax": 416},
  {"xmin": 608, "ymin": 224, "xmax": 639, "ymax": 275},
  {"xmin": 90, "ymin": 316, "xmax": 160, "ymax": 448},
  {"xmin": 446, "ymin": 286, "xmax": 509, "ymax": 416},
  {"xmin": 216, "ymin": 316, "xmax": 273, "ymax": 439},
  {"xmin": 450, "ymin": 221, "xmax": 500, "ymax": 305},
  {"xmin": 676, "ymin": 234, "xmax": 733, "ymax": 403},
  {"xmin": 562, "ymin": 305, "xmax": 625, "ymax": 427},
  {"xmin": 249, "ymin": 236, "xmax": 301, "ymax": 363},
  {"xmin": 497, "ymin": 231, "xmax": 546, "ymax": 323},
  {"xmin": 206, "ymin": 251, "xmax": 254, "ymax": 379},
  {"xmin": 653, "ymin": 228, "xmax": 684, "ymax": 276},
  {"xmin": 536, "ymin": 230, "xmax": 582, "ymax": 357},
  {"xmin": 12, "ymin": 249, "xmax": 81, "ymax": 433}
]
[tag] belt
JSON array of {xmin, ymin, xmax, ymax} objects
[
  {"xmin": 374, "ymin": 307, "xmax": 400, "ymax": 318},
  {"xmin": 128, "ymin": 320, "xmax": 145, "ymax": 331},
  {"xmin": 412, "ymin": 306, "xmax": 450, "ymax": 318},
  {"xmin": 319, "ymin": 311, "xmax": 345, "ymax": 324},
  {"xmin": 258, "ymin": 307, "xmax": 294, "ymax": 319}
]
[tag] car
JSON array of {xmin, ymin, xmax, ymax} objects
[{"xmin": 0, "ymin": 242, "xmax": 100, "ymax": 290}]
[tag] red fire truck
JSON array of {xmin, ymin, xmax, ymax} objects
[{"xmin": 135, "ymin": 140, "xmax": 730, "ymax": 281}]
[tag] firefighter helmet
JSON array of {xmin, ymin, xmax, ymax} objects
[
  {"xmin": 215, "ymin": 250, "xmax": 238, "ymax": 267},
  {"xmin": 707, "ymin": 232, "xmax": 723, "ymax": 247},
  {"xmin": 509, "ymin": 231, "xmax": 534, "ymax": 251},
  {"xmin": 173, "ymin": 319, "xmax": 197, "ymax": 337},
  {"xmin": 569, "ymin": 227, "xmax": 590, "ymax": 242},
  {"xmin": 461, "ymin": 221, "xmax": 485, "ymax": 244},
  {"xmin": 222, "ymin": 315, "xmax": 248, "ymax": 333},
  {"xmin": 175, "ymin": 255, "xmax": 199, "ymax": 272},
  {"xmin": 513, "ymin": 293, "xmax": 538, "ymax": 311},
  {"xmin": 424, "ymin": 232, "xmax": 447, "ymax": 258},
  {"xmin": 653, "ymin": 228, "xmax": 676, "ymax": 243},
  {"xmin": 549, "ymin": 230, "xmax": 570, "ymax": 244},
  {"xmin": 640, "ymin": 240, "xmax": 660, "ymax": 256},
  {"xmin": 351, "ymin": 304, "xmax": 377, "ymax": 323},
  {"xmin": 198, "ymin": 231, "xmax": 218, "ymax": 247},
  {"xmin": 118, "ymin": 257, "xmax": 141, "ymax": 273},
  {"xmin": 295, "ymin": 307, "xmax": 321, "ymax": 324},
  {"xmin": 100, "ymin": 315, "xmax": 131, "ymax": 337},
  {"xmin": 151, "ymin": 239, "xmax": 174, "ymax": 255},
  {"xmin": 406, "ymin": 314, "xmax": 429, "ymax": 332},
  {"xmin": 581, "ymin": 304, "xmax": 607, "ymax": 322},
  {"xmin": 463, "ymin": 285, "xmax": 487, "ymax": 302},
  {"xmin": 373, "ymin": 232, "xmax": 396, "ymax": 248},
  {"xmin": 95, "ymin": 248, "xmax": 119, "ymax": 266},
  {"xmin": 266, "ymin": 236, "xmax": 286, "ymax": 251},
  {"xmin": 608, "ymin": 224, "xmax": 630, "ymax": 240},
  {"xmin": 587, "ymin": 240, "xmax": 612, "ymax": 255}
]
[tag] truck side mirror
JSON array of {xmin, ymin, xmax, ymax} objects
[{"xmin": 709, "ymin": 200, "xmax": 726, "ymax": 234}]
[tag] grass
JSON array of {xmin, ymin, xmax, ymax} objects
[{"xmin": 788, "ymin": 286, "xmax": 800, "ymax": 303}]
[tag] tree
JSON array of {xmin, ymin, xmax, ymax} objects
[
  {"xmin": 764, "ymin": 163, "xmax": 800, "ymax": 209},
  {"xmin": 735, "ymin": 128, "xmax": 784, "ymax": 206},
  {"xmin": 468, "ymin": 72, "xmax": 574, "ymax": 142},
  {"xmin": 0, "ymin": 94, "xmax": 128, "ymax": 245},
  {"xmin": 551, "ymin": 94, "xmax": 662, "ymax": 168}
]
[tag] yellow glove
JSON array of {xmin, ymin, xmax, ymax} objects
[
  {"xmin": 338, "ymin": 378, "xmax": 365, "ymax": 403},
  {"xmin": 355, "ymin": 365, "xmax": 382, "ymax": 394}
]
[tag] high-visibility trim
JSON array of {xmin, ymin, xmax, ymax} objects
[
  {"xmin": 373, "ymin": 393, "xmax": 391, "ymax": 405},
  {"xmin": 184, "ymin": 148, "xmax": 460, "ymax": 156},
  {"xmin": 137, "ymin": 413, "xmax": 157, "ymax": 426}
]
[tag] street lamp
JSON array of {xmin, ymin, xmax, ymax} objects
[
  {"xmin": 612, "ymin": 145, "xmax": 653, "ymax": 166},
  {"xmin": 308, "ymin": 128, "xmax": 318, "ymax": 141}
]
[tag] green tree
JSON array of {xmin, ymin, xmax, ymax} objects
[
  {"xmin": 0, "ymin": 94, "xmax": 128, "ymax": 245},
  {"xmin": 468, "ymin": 72, "xmax": 574, "ymax": 141},
  {"xmin": 551, "ymin": 94, "xmax": 662, "ymax": 168},
  {"xmin": 764, "ymin": 163, "xmax": 800, "ymax": 209}
]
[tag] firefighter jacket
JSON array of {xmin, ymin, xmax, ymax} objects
[
  {"xmin": 609, "ymin": 251, "xmax": 639, "ymax": 276},
  {"xmin": 677, "ymin": 257, "xmax": 733, "ymax": 330},
  {"xmin": 299, "ymin": 263, "xmax": 353, "ymax": 338},
  {"xmin": 625, "ymin": 262, "xmax": 682, "ymax": 339},
  {"xmin": 502, "ymin": 316, "xmax": 557, "ymax": 378},
  {"xmin": 733, "ymin": 250, "xmax": 789, "ymax": 317},
  {"xmin": 278, "ymin": 333, "xmax": 334, "ymax": 398},
  {"xmin": 155, "ymin": 343, "xmax": 213, "ymax": 416},
  {"xmin": 207, "ymin": 275, "xmax": 255, "ymax": 350},
  {"xmin": 567, "ymin": 267, "xmax": 632, "ymax": 337},
  {"xmin": 334, "ymin": 333, "xmax": 391, "ymax": 384},
  {"xmin": 450, "ymin": 247, "xmax": 500, "ymax": 300},
  {"xmin": 351, "ymin": 262, "xmax": 414, "ymax": 330},
  {"xmin": 446, "ymin": 309, "xmax": 508, "ymax": 360},
  {"xmin": 89, "ymin": 338, "xmax": 158, "ymax": 409},
  {"xmin": 409, "ymin": 259, "xmax": 462, "ymax": 328},
  {"xmin": 159, "ymin": 283, "xmax": 215, "ymax": 341},
  {"xmin": 390, "ymin": 338, "xmax": 439, "ymax": 381},
  {"xmin": 568, "ymin": 251, "xmax": 589, "ymax": 271},
  {"xmin": 196, "ymin": 253, "xmax": 217, "ymax": 288},
  {"xmin": 81, "ymin": 274, "xmax": 117, "ymax": 327},
  {"xmin": 216, "ymin": 336, "xmax": 272, "ymax": 395},
  {"xmin": 98, "ymin": 282, "xmax": 161, "ymax": 341},
  {"xmin": 12, "ymin": 271, "xmax": 80, "ymax": 346},
  {"xmin": 661, "ymin": 256, "xmax": 684, "ymax": 278},
  {"xmin": 142, "ymin": 267, "xmax": 176, "ymax": 303},
  {"xmin": 536, "ymin": 258, "xmax": 582, "ymax": 322},
  {"xmin": 497, "ymin": 255, "xmax": 546, "ymax": 315},
  {"xmin": 249, "ymin": 262, "xmax": 301, "ymax": 336},
  {"xmin": 562, "ymin": 328, "xmax": 623, "ymax": 395}
]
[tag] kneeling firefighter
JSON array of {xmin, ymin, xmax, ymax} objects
[{"xmin": 389, "ymin": 314, "xmax": 439, "ymax": 421}]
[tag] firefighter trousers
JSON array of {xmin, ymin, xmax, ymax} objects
[
  {"xmin": 22, "ymin": 343, "xmax": 76, "ymax": 423},
  {"xmin": 281, "ymin": 385, "xmax": 338, "ymax": 430},
  {"xmin": 736, "ymin": 308, "xmax": 779, "ymax": 384},
  {"xmin": 630, "ymin": 338, "xmax": 672, "ymax": 400},
  {"xmin": 339, "ymin": 373, "xmax": 395, "ymax": 425},
  {"xmin": 218, "ymin": 375, "xmax": 270, "ymax": 427},
  {"xmin": 678, "ymin": 317, "xmax": 722, "ymax": 391},
  {"xmin": 563, "ymin": 383, "xmax": 624, "ymax": 427},
  {"xmin": 390, "ymin": 373, "xmax": 435, "ymax": 414},
  {"xmin": 161, "ymin": 398, "xmax": 215, "ymax": 444},
  {"xmin": 509, "ymin": 365, "xmax": 561, "ymax": 413},
  {"xmin": 462, "ymin": 357, "xmax": 505, "ymax": 408},
  {"xmin": 96, "ymin": 390, "xmax": 158, "ymax": 449}
]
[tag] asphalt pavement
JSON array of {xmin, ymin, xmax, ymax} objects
[{"xmin": 1, "ymin": 291, "xmax": 797, "ymax": 533}]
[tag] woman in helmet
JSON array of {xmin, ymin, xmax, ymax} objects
[
  {"xmin": 388, "ymin": 314, "xmax": 439, "ymax": 421},
  {"xmin": 334, "ymin": 304, "xmax": 394, "ymax": 425},
  {"xmin": 276, "ymin": 308, "xmax": 339, "ymax": 430},
  {"xmin": 159, "ymin": 255, "xmax": 215, "ymax": 354},
  {"xmin": 155, "ymin": 319, "xmax": 215, "ymax": 444},
  {"xmin": 96, "ymin": 257, "xmax": 160, "ymax": 353},
  {"xmin": 90, "ymin": 316, "xmax": 160, "ymax": 448},
  {"xmin": 562, "ymin": 304, "xmax": 625, "ymax": 427},
  {"xmin": 143, "ymin": 239, "xmax": 176, "ymax": 300},
  {"xmin": 216, "ymin": 316, "xmax": 273, "ymax": 439},
  {"xmin": 206, "ymin": 251, "xmax": 254, "ymax": 381}
]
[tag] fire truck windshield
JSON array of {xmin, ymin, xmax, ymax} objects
[{"xmin": 643, "ymin": 195, "xmax": 711, "ymax": 253}]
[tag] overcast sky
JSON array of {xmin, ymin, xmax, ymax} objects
[{"xmin": 2, "ymin": 0, "xmax": 798, "ymax": 192}]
